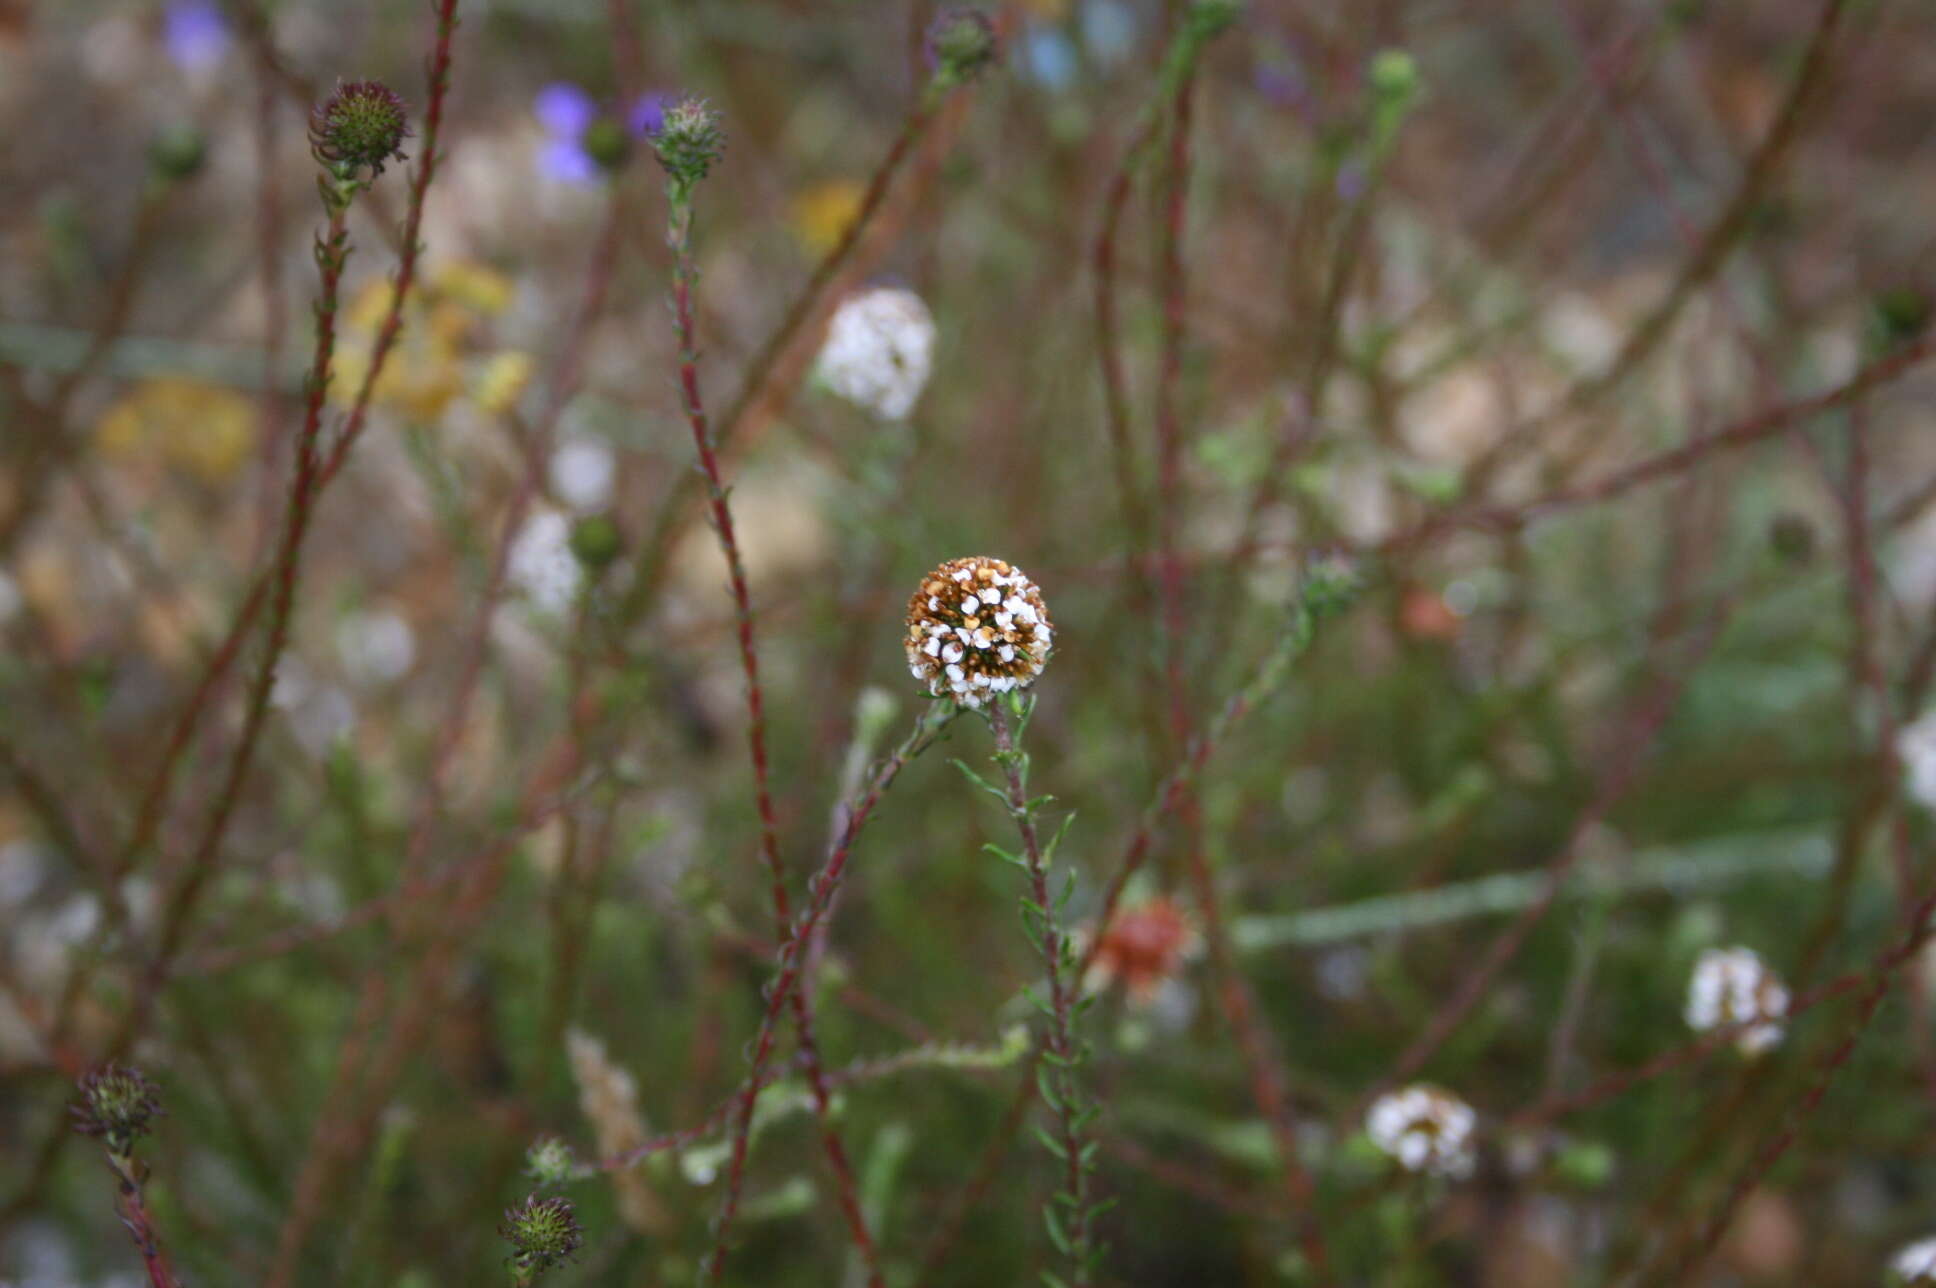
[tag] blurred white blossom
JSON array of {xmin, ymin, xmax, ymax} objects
[
  {"xmin": 550, "ymin": 437, "xmax": 616, "ymax": 512},
  {"xmin": 1366, "ymin": 1084, "xmax": 1477, "ymax": 1178},
  {"xmin": 1895, "ymin": 1236, "xmax": 1936, "ymax": 1285},
  {"xmin": 1898, "ymin": 710, "xmax": 1936, "ymax": 811},
  {"xmin": 815, "ymin": 286, "xmax": 935, "ymax": 420},
  {"xmin": 509, "ymin": 509, "xmax": 583, "ymax": 615},
  {"xmin": 334, "ymin": 609, "xmax": 417, "ymax": 686},
  {"xmin": 1686, "ymin": 946, "xmax": 1788, "ymax": 1056}
]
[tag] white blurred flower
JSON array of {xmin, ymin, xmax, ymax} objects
[
  {"xmin": 1899, "ymin": 711, "xmax": 1936, "ymax": 811},
  {"xmin": 815, "ymin": 286, "xmax": 935, "ymax": 420},
  {"xmin": 334, "ymin": 610, "xmax": 416, "ymax": 686},
  {"xmin": 509, "ymin": 509, "xmax": 583, "ymax": 615},
  {"xmin": 1686, "ymin": 946, "xmax": 1788, "ymax": 1056},
  {"xmin": 1366, "ymin": 1084, "xmax": 1477, "ymax": 1178},
  {"xmin": 550, "ymin": 437, "xmax": 616, "ymax": 512},
  {"xmin": 1895, "ymin": 1236, "xmax": 1936, "ymax": 1285}
]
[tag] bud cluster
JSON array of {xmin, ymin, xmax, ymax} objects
[{"xmin": 310, "ymin": 79, "xmax": 412, "ymax": 185}]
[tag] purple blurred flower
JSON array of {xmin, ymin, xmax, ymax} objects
[
  {"xmin": 534, "ymin": 83, "xmax": 672, "ymax": 185},
  {"xmin": 164, "ymin": 0, "xmax": 231, "ymax": 73}
]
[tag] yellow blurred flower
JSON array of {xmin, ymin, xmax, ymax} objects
[
  {"xmin": 332, "ymin": 259, "xmax": 516, "ymax": 422},
  {"xmin": 789, "ymin": 180, "xmax": 865, "ymax": 257},
  {"xmin": 96, "ymin": 378, "xmax": 256, "ymax": 484},
  {"xmin": 473, "ymin": 350, "xmax": 536, "ymax": 416},
  {"xmin": 430, "ymin": 260, "xmax": 515, "ymax": 318}
]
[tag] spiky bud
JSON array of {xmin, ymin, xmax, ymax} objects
[
  {"xmin": 569, "ymin": 515, "xmax": 623, "ymax": 571},
  {"xmin": 650, "ymin": 96, "xmax": 724, "ymax": 196},
  {"xmin": 1300, "ymin": 554, "xmax": 1363, "ymax": 621},
  {"xmin": 926, "ymin": 8, "xmax": 999, "ymax": 89},
  {"xmin": 501, "ymin": 1194, "xmax": 584, "ymax": 1277},
  {"xmin": 905, "ymin": 556, "xmax": 1053, "ymax": 710},
  {"xmin": 70, "ymin": 1064, "xmax": 164, "ymax": 1157},
  {"xmin": 148, "ymin": 123, "xmax": 207, "ymax": 183},
  {"xmin": 524, "ymin": 1136, "xmax": 576, "ymax": 1188},
  {"xmin": 309, "ymin": 79, "xmax": 411, "ymax": 180}
]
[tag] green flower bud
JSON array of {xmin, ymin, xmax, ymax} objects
[
  {"xmin": 1368, "ymin": 50, "xmax": 1420, "ymax": 104},
  {"xmin": 501, "ymin": 1194, "xmax": 584, "ymax": 1278},
  {"xmin": 148, "ymin": 123, "xmax": 207, "ymax": 183},
  {"xmin": 1767, "ymin": 511, "xmax": 1816, "ymax": 566},
  {"xmin": 569, "ymin": 515, "xmax": 623, "ymax": 571},
  {"xmin": 70, "ymin": 1064, "xmax": 164, "ymax": 1157},
  {"xmin": 580, "ymin": 118, "xmax": 632, "ymax": 173},
  {"xmin": 1873, "ymin": 286, "xmax": 1931, "ymax": 348},
  {"xmin": 309, "ymin": 79, "xmax": 412, "ymax": 180},
  {"xmin": 1186, "ymin": 0, "xmax": 1243, "ymax": 40}
]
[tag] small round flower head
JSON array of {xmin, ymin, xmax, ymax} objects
[
  {"xmin": 1686, "ymin": 946, "xmax": 1788, "ymax": 1055},
  {"xmin": 926, "ymin": 8, "xmax": 999, "ymax": 88},
  {"xmin": 651, "ymin": 96, "xmax": 725, "ymax": 192},
  {"xmin": 501, "ymin": 1193, "xmax": 584, "ymax": 1276},
  {"xmin": 1083, "ymin": 895, "xmax": 1201, "ymax": 1004},
  {"xmin": 70, "ymin": 1064, "xmax": 163, "ymax": 1156},
  {"xmin": 1895, "ymin": 1236, "xmax": 1936, "ymax": 1285},
  {"xmin": 905, "ymin": 556, "xmax": 1052, "ymax": 710},
  {"xmin": 309, "ymin": 79, "xmax": 411, "ymax": 179},
  {"xmin": 1365, "ymin": 1084, "xmax": 1477, "ymax": 1179},
  {"xmin": 816, "ymin": 287, "xmax": 937, "ymax": 420},
  {"xmin": 524, "ymin": 1136, "xmax": 576, "ymax": 1188}
]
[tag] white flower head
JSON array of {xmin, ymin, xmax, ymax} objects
[
  {"xmin": 509, "ymin": 509, "xmax": 584, "ymax": 615},
  {"xmin": 1685, "ymin": 946, "xmax": 1788, "ymax": 1056},
  {"xmin": 904, "ymin": 555, "xmax": 1052, "ymax": 710},
  {"xmin": 815, "ymin": 286, "xmax": 936, "ymax": 420},
  {"xmin": 1895, "ymin": 1236, "xmax": 1936, "ymax": 1285},
  {"xmin": 1365, "ymin": 1084, "xmax": 1477, "ymax": 1179}
]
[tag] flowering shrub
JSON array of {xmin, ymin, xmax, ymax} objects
[{"xmin": 7, "ymin": 1, "xmax": 1936, "ymax": 1284}]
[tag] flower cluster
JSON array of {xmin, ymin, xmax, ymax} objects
[
  {"xmin": 1082, "ymin": 895, "xmax": 1200, "ymax": 1003},
  {"xmin": 905, "ymin": 556, "xmax": 1053, "ymax": 709},
  {"xmin": 816, "ymin": 287, "xmax": 937, "ymax": 420},
  {"xmin": 651, "ymin": 96, "xmax": 725, "ymax": 197},
  {"xmin": 1365, "ymin": 1084, "xmax": 1477, "ymax": 1179},
  {"xmin": 1896, "ymin": 1236, "xmax": 1936, "ymax": 1285},
  {"xmin": 70, "ymin": 1064, "xmax": 164, "ymax": 1157},
  {"xmin": 1685, "ymin": 946, "xmax": 1788, "ymax": 1056}
]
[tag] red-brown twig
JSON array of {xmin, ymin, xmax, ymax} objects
[
  {"xmin": 665, "ymin": 161, "xmax": 882, "ymax": 1284},
  {"xmin": 703, "ymin": 706, "xmax": 958, "ymax": 1281}
]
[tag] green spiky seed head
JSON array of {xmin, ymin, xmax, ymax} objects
[
  {"xmin": 524, "ymin": 1136, "xmax": 576, "ymax": 1188},
  {"xmin": 70, "ymin": 1064, "xmax": 164, "ymax": 1156},
  {"xmin": 927, "ymin": 8, "xmax": 999, "ymax": 88},
  {"xmin": 651, "ymin": 96, "xmax": 724, "ymax": 194},
  {"xmin": 148, "ymin": 123, "xmax": 207, "ymax": 183},
  {"xmin": 580, "ymin": 118, "xmax": 631, "ymax": 173},
  {"xmin": 309, "ymin": 79, "xmax": 412, "ymax": 179},
  {"xmin": 501, "ymin": 1194, "xmax": 584, "ymax": 1277}
]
